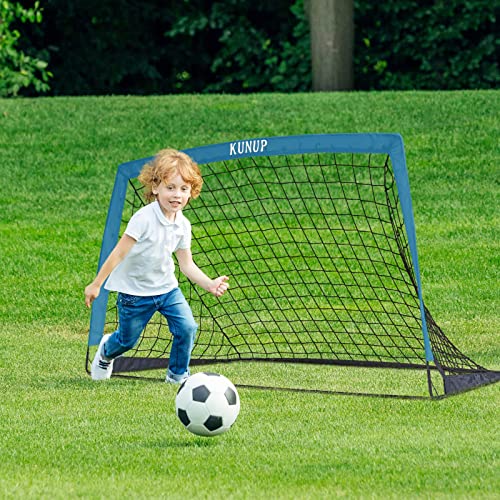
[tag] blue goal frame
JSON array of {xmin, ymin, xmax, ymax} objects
[{"xmin": 87, "ymin": 133, "xmax": 434, "ymax": 364}]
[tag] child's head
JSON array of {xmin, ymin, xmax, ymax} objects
[{"xmin": 139, "ymin": 149, "xmax": 203, "ymax": 203}]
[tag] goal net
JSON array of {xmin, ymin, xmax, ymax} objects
[{"xmin": 86, "ymin": 134, "xmax": 499, "ymax": 398}]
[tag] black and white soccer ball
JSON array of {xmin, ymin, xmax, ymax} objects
[{"xmin": 175, "ymin": 372, "xmax": 240, "ymax": 437}]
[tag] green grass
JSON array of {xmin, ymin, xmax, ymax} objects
[{"xmin": 0, "ymin": 91, "xmax": 498, "ymax": 498}]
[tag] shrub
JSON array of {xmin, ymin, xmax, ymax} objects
[{"xmin": 0, "ymin": 0, "xmax": 51, "ymax": 97}]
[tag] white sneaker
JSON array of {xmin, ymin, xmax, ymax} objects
[
  {"xmin": 91, "ymin": 334, "xmax": 114, "ymax": 380},
  {"xmin": 165, "ymin": 373, "xmax": 189, "ymax": 385}
]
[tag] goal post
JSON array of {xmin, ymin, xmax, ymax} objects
[{"xmin": 86, "ymin": 133, "xmax": 499, "ymax": 398}]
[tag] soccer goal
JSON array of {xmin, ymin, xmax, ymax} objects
[{"xmin": 86, "ymin": 133, "xmax": 499, "ymax": 398}]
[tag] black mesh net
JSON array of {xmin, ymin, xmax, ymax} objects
[{"xmin": 95, "ymin": 152, "xmax": 499, "ymax": 397}]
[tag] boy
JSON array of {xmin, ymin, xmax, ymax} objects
[{"xmin": 85, "ymin": 149, "xmax": 229, "ymax": 383}]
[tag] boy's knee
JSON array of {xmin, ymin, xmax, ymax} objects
[
  {"xmin": 179, "ymin": 320, "xmax": 198, "ymax": 341},
  {"xmin": 187, "ymin": 321, "xmax": 198, "ymax": 338}
]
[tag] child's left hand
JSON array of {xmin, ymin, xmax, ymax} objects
[{"xmin": 209, "ymin": 276, "xmax": 229, "ymax": 297}]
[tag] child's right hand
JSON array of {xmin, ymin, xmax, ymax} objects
[{"xmin": 84, "ymin": 283, "xmax": 101, "ymax": 308}]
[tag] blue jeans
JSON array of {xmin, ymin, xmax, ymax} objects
[{"xmin": 104, "ymin": 288, "xmax": 198, "ymax": 380}]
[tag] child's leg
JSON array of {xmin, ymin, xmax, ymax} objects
[
  {"xmin": 104, "ymin": 293, "xmax": 156, "ymax": 359},
  {"xmin": 158, "ymin": 287, "xmax": 198, "ymax": 381}
]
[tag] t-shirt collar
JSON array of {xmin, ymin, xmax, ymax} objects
[{"xmin": 153, "ymin": 200, "xmax": 182, "ymax": 227}]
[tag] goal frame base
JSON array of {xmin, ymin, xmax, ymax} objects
[{"xmin": 85, "ymin": 347, "xmax": 500, "ymax": 399}]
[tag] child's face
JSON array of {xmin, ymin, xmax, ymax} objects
[{"xmin": 152, "ymin": 172, "xmax": 192, "ymax": 221}]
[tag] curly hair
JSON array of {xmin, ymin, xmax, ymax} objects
[{"xmin": 138, "ymin": 148, "xmax": 203, "ymax": 202}]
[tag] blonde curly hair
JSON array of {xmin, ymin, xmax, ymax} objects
[{"xmin": 138, "ymin": 148, "xmax": 203, "ymax": 203}]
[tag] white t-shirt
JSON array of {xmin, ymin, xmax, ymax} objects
[{"xmin": 104, "ymin": 201, "xmax": 191, "ymax": 296}]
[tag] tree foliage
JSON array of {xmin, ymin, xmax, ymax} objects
[
  {"xmin": 166, "ymin": 0, "xmax": 311, "ymax": 93},
  {"xmin": 0, "ymin": 0, "xmax": 51, "ymax": 97},
  {"xmin": 6, "ymin": 0, "xmax": 499, "ymax": 96},
  {"xmin": 354, "ymin": 0, "xmax": 499, "ymax": 90}
]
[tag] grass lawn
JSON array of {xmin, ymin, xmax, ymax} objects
[{"xmin": 0, "ymin": 91, "xmax": 498, "ymax": 498}]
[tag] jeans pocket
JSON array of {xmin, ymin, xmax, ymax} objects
[{"xmin": 118, "ymin": 292, "xmax": 140, "ymax": 306}]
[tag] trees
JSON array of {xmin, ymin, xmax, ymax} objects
[{"xmin": 4, "ymin": 0, "xmax": 498, "ymax": 96}]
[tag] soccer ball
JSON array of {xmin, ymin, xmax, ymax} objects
[{"xmin": 175, "ymin": 372, "xmax": 240, "ymax": 437}]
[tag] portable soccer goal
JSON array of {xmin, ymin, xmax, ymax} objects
[{"xmin": 86, "ymin": 133, "xmax": 499, "ymax": 398}]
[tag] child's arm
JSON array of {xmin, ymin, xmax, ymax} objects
[
  {"xmin": 84, "ymin": 234, "xmax": 137, "ymax": 307},
  {"xmin": 176, "ymin": 248, "xmax": 229, "ymax": 297}
]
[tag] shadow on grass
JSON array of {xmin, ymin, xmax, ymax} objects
[{"xmin": 143, "ymin": 436, "xmax": 220, "ymax": 449}]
